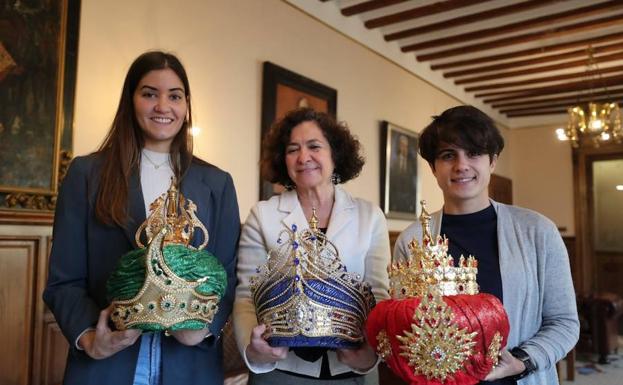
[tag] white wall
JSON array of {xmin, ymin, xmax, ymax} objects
[{"xmin": 73, "ymin": 0, "xmax": 525, "ymax": 232}]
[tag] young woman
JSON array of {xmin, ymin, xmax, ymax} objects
[{"xmin": 43, "ymin": 51, "xmax": 240, "ymax": 385}]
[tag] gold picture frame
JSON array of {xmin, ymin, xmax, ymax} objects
[{"xmin": 0, "ymin": 0, "xmax": 80, "ymax": 210}]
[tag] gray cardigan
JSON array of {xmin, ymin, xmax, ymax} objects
[{"xmin": 393, "ymin": 200, "xmax": 579, "ymax": 385}]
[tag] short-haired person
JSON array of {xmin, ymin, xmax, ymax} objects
[
  {"xmin": 393, "ymin": 106, "xmax": 579, "ymax": 385},
  {"xmin": 43, "ymin": 51, "xmax": 240, "ymax": 385},
  {"xmin": 234, "ymin": 108, "xmax": 390, "ymax": 384}
]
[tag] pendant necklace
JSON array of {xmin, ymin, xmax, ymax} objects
[{"xmin": 142, "ymin": 151, "xmax": 170, "ymax": 170}]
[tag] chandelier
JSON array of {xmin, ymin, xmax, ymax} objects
[{"xmin": 556, "ymin": 47, "xmax": 622, "ymax": 148}]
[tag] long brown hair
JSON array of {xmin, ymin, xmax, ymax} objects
[{"xmin": 95, "ymin": 51, "xmax": 193, "ymax": 226}]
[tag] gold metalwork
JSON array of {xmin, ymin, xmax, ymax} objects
[
  {"xmin": 251, "ymin": 220, "xmax": 374, "ymax": 343},
  {"xmin": 562, "ymin": 47, "xmax": 622, "ymax": 148},
  {"xmin": 390, "ymin": 200, "xmax": 478, "ymax": 298},
  {"xmin": 396, "ymin": 293, "xmax": 477, "ymax": 381},
  {"xmin": 376, "ymin": 329, "xmax": 392, "ymax": 360},
  {"xmin": 110, "ymin": 225, "xmax": 219, "ymax": 330},
  {"xmin": 110, "ymin": 179, "xmax": 217, "ymax": 330},
  {"xmin": 488, "ymin": 332, "xmax": 503, "ymax": 367},
  {"xmin": 135, "ymin": 178, "xmax": 208, "ymax": 250}
]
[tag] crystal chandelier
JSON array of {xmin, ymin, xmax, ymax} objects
[{"xmin": 556, "ymin": 47, "xmax": 622, "ymax": 148}]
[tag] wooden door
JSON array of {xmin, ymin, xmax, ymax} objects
[{"xmin": 573, "ymin": 144, "xmax": 623, "ymax": 306}]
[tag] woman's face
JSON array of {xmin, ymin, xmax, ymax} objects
[
  {"xmin": 285, "ymin": 121, "xmax": 334, "ymax": 192},
  {"xmin": 133, "ymin": 68, "xmax": 188, "ymax": 152}
]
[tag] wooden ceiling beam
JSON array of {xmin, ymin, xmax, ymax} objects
[
  {"xmin": 491, "ymin": 87, "xmax": 623, "ymax": 108},
  {"xmin": 445, "ymin": 41, "xmax": 623, "ymax": 78},
  {"xmin": 385, "ymin": 0, "xmax": 554, "ymax": 41},
  {"xmin": 500, "ymin": 95, "xmax": 623, "ymax": 114},
  {"xmin": 464, "ymin": 64, "xmax": 623, "ymax": 92},
  {"xmin": 341, "ymin": 0, "xmax": 408, "ymax": 17},
  {"xmin": 455, "ymin": 51, "xmax": 623, "ymax": 85},
  {"xmin": 482, "ymin": 75, "xmax": 623, "ymax": 103},
  {"xmin": 506, "ymin": 109, "xmax": 568, "ymax": 117},
  {"xmin": 504, "ymin": 99, "xmax": 623, "ymax": 117},
  {"xmin": 431, "ymin": 32, "xmax": 623, "ymax": 70},
  {"xmin": 364, "ymin": 0, "xmax": 493, "ymax": 29},
  {"xmin": 403, "ymin": 1, "xmax": 623, "ymax": 51},
  {"xmin": 414, "ymin": 13, "xmax": 623, "ymax": 60}
]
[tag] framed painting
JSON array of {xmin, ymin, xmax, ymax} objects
[
  {"xmin": 0, "ymin": 0, "xmax": 80, "ymax": 211},
  {"xmin": 381, "ymin": 121, "xmax": 419, "ymax": 219},
  {"xmin": 259, "ymin": 61, "xmax": 337, "ymax": 200}
]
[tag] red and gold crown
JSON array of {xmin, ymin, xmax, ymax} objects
[{"xmin": 366, "ymin": 201, "xmax": 510, "ymax": 385}]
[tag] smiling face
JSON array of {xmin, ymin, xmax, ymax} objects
[
  {"xmin": 285, "ymin": 120, "xmax": 335, "ymax": 193},
  {"xmin": 133, "ymin": 68, "xmax": 188, "ymax": 152},
  {"xmin": 432, "ymin": 143, "xmax": 497, "ymax": 214}
]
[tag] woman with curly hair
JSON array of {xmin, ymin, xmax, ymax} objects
[{"xmin": 234, "ymin": 108, "xmax": 390, "ymax": 385}]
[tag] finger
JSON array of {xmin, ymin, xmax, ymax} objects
[
  {"xmin": 122, "ymin": 328, "xmax": 142, "ymax": 344},
  {"xmin": 271, "ymin": 346, "xmax": 288, "ymax": 359},
  {"xmin": 484, "ymin": 365, "xmax": 499, "ymax": 381},
  {"xmin": 95, "ymin": 308, "xmax": 112, "ymax": 335},
  {"xmin": 251, "ymin": 324, "xmax": 267, "ymax": 340}
]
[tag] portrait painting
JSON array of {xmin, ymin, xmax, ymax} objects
[
  {"xmin": 381, "ymin": 121, "xmax": 419, "ymax": 219},
  {"xmin": 260, "ymin": 61, "xmax": 337, "ymax": 200},
  {"xmin": 0, "ymin": 0, "xmax": 80, "ymax": 209}
]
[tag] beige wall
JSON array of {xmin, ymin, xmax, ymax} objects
[
  {"xmin": 74, "ymin": 0, "xmax": 570, "ymax": 233},
  {"xmin": 509, "ymin": 124, "xmax": 575, "ymax": 235}
]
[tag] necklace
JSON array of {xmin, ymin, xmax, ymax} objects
[{"xmin": 142, "ymin": 151, "xmax": 170, "ymax": 169}]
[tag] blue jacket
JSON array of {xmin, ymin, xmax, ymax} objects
[{"xmin": 43, "ymin": 153, "xmax": 240, "ymax": 385}]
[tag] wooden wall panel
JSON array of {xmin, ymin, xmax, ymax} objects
[
  {"xmin": 41, "ymin": 312, "xmax": 68, "ymax": 385},
  {"xmin": 0, "ymin": 237, "xmax": 39, "ymax": 385}
]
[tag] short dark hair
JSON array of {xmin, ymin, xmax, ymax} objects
[
  {"xmin": 260, "ymin": 108, "xmax": 365, "ymax": 187},
  {"xmin": 419, "ymin": 105, "xmax": 504, "ymax": 166}
]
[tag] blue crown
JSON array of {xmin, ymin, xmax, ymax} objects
[{"xmin": 250, "ymin": 213, "xmax": 375, "ymax": 349}]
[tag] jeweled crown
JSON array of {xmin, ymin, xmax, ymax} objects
[
  {"xmin": 109, "ymin": 178, "xmax": 223, "ymax": 330},
  {"xmin": 250, "ymin": 210, "xmax": 375, "ymax": 348},
  {"xmin": 390, "ymin": 200, "xmax": 478, "ymax": 298},
  {"xmin": 367, "ymin": 200, "xmax": 509, "ymax": 385}
]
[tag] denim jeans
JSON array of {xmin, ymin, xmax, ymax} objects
[{"xmin": 132, "ymin": 332, "xmax": 162, "ymax": 385}]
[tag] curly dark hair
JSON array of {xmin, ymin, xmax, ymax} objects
[
  {"xmin": 419, "ymin": 105, "xmax": 504, "ymax": 168},
  {"xmin": 260, "ymin": 108, "xmax": 365, "ymax": 187}
]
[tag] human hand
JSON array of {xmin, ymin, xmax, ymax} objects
[
  {"xmin": 169, "ymin": 328, "xmax": 210, "ymax": 346},
  {"xmin": 337, "ymin": 341, "xmax": 377, "ymax": 372},
  {"xmin": 484, "ymin": 349, "xmax": 525, "ymax": 381},
  {"xmin": 245, "ymin": 324, "xmax": 287, "ymax": 365},
  {"xmin": 78, "ymin": 306, "xmax": 142, "ymax": 359}
]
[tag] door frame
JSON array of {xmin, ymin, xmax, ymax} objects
[{"xmin": 573, "ymin": 142, "xmax": 623, "ymax": 294}]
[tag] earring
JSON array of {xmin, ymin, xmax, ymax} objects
[
  {"xmin": 331, "ymin": 172, "xmax": 341, "ymax": 185},
  {"xmin": 284, "ymin": 180, "xmax": 296, "ymax": 190}
]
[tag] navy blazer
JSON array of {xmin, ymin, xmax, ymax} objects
[{"xmin": 43, "ymin": 153, "xmax": 241, "ymax": 385}]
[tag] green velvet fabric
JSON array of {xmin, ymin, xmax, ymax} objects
[{"xmin": 107, "ymin": 244, "xmax": 227, "ymax": 331}]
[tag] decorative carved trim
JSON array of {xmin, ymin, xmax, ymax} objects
[{"xmin": 3, "ymin": 151, "xmax": 72, "ymax": 212}]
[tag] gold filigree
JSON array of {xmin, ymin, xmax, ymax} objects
[
  {"xmin": 4, "ymin": 151, "xmax": 72, "ymax": 211},
  {"xmin": 110, "ymin": 179, "xmax": 218, "ymax": 330},
  {"xmin": 134, "ymin": 178, "xmax": 208, "ymax": 250},
  {"xmin": 376, "ymin": 329, "xmax": 392, "ymax": 360},
  {"xmin": 390, "ymin": 200, "xmax": 479, "ymax": 298},
  {"xmin": 110, "ymin": 225, "xmax": 219, "ymax": 330},
  {"xmin": 396, "ymin": 293, "xmax": 477, "ymax": 381},
  {"xmin": 251, "ymin": 219, "xmax": 375, "ymax": 344},
  {"xmin": 488, "ymin": 332, "xmax": 503, "ymax": 366}
]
